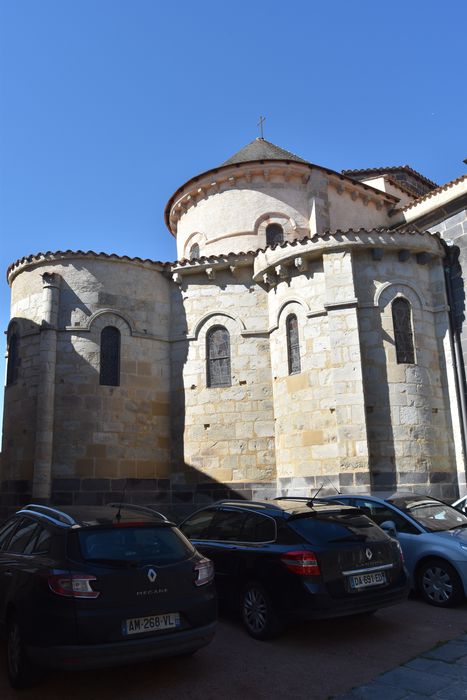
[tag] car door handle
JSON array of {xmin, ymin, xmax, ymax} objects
[{"xmin": 3, "ymin": 570, "xmax": 13, "ymax": 577}]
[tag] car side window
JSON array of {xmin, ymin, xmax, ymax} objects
[
  {"xmin": 5, "ymin": 519, "xmax": 40, "ymax": 554},
  {"xmin": 0, "ymin": 518, "xmax": 20, "ymax": 551},
  {"xmin": 23, "ymin": 525, "xmax": 51, "ymax": 555},
  {"xmin": 181, "ymin": 509, "xmax": 217, "ymax": 539},
  {"xmin": 241, "ymin": 512, "xmax": 276, "ymax": 543},
  {"xmin": 353, "ymin": 499, "xmax": 419, "ymax": 535},
  {"xmin": 209, "ymin": 509, "xmax": 248, "ymax": 541}
]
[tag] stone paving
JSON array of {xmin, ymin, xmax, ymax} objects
[{"xmin": 336, "ymin": 634, "xmax": 467, "ymax": 699}]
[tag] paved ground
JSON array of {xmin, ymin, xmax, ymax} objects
[
  {"xmin": 336, "ymin": 635, "xmax": 467, "ymax": 699},
  {"xmin": 0, "ymin": 596, "xmax": 466, "ymax": 699}
]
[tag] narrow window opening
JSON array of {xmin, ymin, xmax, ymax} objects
[
  {"xmin": 100, "ymin": 326, "xmax": 121, "ymax": 386},
  {"xmin": 266, "ymin": 223, "xmax": 284, "ymax": 246},
  {"xmin": 6, "ymin": 332, "xmax": 20, "ymax": 385},
  {"xmin": 190, "ymin": 243, "xmax": 200, "ymax": 260},
  {"xmin": 207, "ymin": 326, "xmax": 231, "ymax": 387},
  {"xmin": 286, "ymin": 314, "xmax": 301, "ymax": 374},
  {"xmin": 392, "ymin": 298, "xmax": 415, "ymax": 364}
]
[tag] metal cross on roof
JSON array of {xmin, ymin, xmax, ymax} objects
[{"xmin": 257, "ymin": 115, "xmax": 266, "ymax": 139}]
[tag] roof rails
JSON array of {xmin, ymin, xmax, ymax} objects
[
  {"xmin": 19, "ymin": 504, "xmax": 78, "ymax": 527},
  {"xmin": 107, "ymin": 503, "xmax": 170, "ymax": 522}
]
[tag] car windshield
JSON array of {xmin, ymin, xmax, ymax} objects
[
  {"xmin": 78, "ymin": 525, "xmax": 195, "ymax": 565},
  {"xmin": 389, "ymin": 497, "xmax": 467, "ymax": 532}
]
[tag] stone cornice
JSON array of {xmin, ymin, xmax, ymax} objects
[
  {"xmin": 252, "ymin": 228, "xmax": 445, "ymax": 285},
  {"xmin": 7, "ymin": 250, "xmax": 169, "ymax": 286},
  {"xmin": 165, "ymin": 160, "xmax": 402, "ymax": 236},
  {"xmin": 167, "ymin": 162, "xmax": 311, "ymax": 234}
]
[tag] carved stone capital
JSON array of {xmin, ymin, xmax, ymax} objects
[{"xmin": 294, "ymin": 257, "xmax": 308, "ymax": 272}]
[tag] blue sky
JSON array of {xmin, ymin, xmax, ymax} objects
[{"xmin": 0, "ymin": 0, "xmax": 466, "ymax": 419}]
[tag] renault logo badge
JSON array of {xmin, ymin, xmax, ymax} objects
[
  {"xmin": 147, "ymin": 568, "xmax": 157, "ymax": 583},
  {"xmin": 365, "ymin": 548, "xmax": 373, "ymax": 560}
]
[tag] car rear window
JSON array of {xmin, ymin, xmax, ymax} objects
[
  {"xmin": 77, "ymin": 525, "xmax": 195, "ymax": 565},
  {"xmin": 288, "ymin": 513, "xmax": 387, "ymax": 544}
]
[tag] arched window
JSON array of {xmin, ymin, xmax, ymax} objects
[
  {"xmin": 207, "ymin": 326, "xmax": 231, "ymax": 387},
  {"xmin": 392, "ymin": 298, "xmax": 415, "ymax": 364},
  {"xmin": 190, "ymin": 243, "xmax": 200, "ymax": 260},
  {"xmin": 100, "ymin": 326, "xmax": 121, "ymax": 386},
  {"xmin": 6, "ymin": 332, "xmax": 20, "ymax": 385},
  {"xmin": 266, "ymin": 223, "xmax": 284, "ymax": 246},
  {"xmin": 286, "ymin": 314, "xmax": 301, "ymax": 374}
]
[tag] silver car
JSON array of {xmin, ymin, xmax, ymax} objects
[
  {"xmin": 453, "ymin": 494, "xmax": 467, "ymax": 515},
  {"xmin": 322, "ymin": 493, "xmax": 467, "ymax": 607}
]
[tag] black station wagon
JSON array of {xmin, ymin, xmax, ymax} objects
[
  {"xmin": 179, "ymin": 498, "xmax": 409, "ymax": 639},
  {"xmin": 0, "ymin": 503, "xmax": 216, "ymax": 688}
]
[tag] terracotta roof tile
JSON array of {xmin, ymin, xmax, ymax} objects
[
  {"xmin": 402, "ymin": 173, "xmax": 467, "ymax": 212},
  {"xmin": 342, "ymin": 165, "xmax": 438, "ymax": 189}
]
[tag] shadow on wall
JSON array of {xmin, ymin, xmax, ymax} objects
[{"xmin": 362, "ymin": 324, "xmax": 397, "ymax": 494}]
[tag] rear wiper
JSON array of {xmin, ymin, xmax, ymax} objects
[{"xmin": 84, "ymin": 557, "xmax": 138, "ymax": 568}]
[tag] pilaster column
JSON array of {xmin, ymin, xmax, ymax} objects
[
  {"xmin": 323, "ymin": 251, "xmax": 370, "ymax": 475},
  {"xmin": 33, "ymin": 272, "xmax": 60, "ymax": 501}
]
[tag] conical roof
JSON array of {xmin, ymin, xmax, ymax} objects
[{"xmin": 221, "ymin": 138, "xmax": 308, "ymax": 166}]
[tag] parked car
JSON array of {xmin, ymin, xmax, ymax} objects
[
  {"xmin": 452, "ymin": 494, "xmax": 467, "ymax": 515},
  {"xmin": 322, "ymin": 493, "xmax": 467, "ymax": 608},
  {"xmin": 0, "ymin": 503, "xmax": 216, "ymax": 688},
  {"xmin": 178, "ymin": 498, "xmax": 408, "ymax": 639}
]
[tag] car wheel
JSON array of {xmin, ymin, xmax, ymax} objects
[
  {"xmin": 417, "ymin": 559, "xmax": 464, "ymax": 607},
  {"xmin": 241, "ymin": 581, "xmax": 282, "ymax": 640},
  {"xmin": 7, "ymin": 614, "xmax": 35, "ymax": 689}
]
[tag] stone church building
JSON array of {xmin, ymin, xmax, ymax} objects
[{"xmin": 2, "ymin": 138, "xmax": 467, "ymax": 518}]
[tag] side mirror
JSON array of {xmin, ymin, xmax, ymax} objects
[{"xmin": 380, "ymin": 520, "xmax": 397, "ymax": 538}]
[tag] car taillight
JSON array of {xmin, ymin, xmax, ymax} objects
[
  {"xmin": 194, "ymin": 557, "xmax": 214, "ymax": 587},
  {"xmin": 48, "ymin": 574, "xmax": 100, "ymax": 599},
  {"xmin": 281, "ymin": 550, "xmax": 321, "ymax": 576}
]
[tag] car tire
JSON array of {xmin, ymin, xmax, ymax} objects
[
  {"xmin": 416, "ymin": 558, "xmax": 464, "ymax": 607},
  {"xmin": 6, "ymin": 614, "xmax": 35, "ymax": 689},
  {"xmin": 241, "ymin": 581, "xmax": 283, "ymax": 640}
]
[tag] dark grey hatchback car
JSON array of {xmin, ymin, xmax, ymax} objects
[
  {"xmin": 180, "ymin": 498, "xmax": 409, "ymax": 639},
  {"xmin": 0, "ymin": 503, "xmax": 217, "ymax": 688}
]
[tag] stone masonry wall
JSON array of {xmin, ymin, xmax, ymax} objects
[{"xmin": 170, "ymin": 265, "xmax": 276, "ymax": 499}]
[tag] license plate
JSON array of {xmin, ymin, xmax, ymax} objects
[
  {"xmin": 123, "ymin": 612, "xmax": 180, "ymax": 636},
  {"xmin": 349, "ymin": 571, "xmax": 386, "ymax": 589}
]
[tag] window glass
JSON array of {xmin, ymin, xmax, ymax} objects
[
  {"xmin": 392, "ymin": 298, "xmax": 415, "ymax": 364},
  {"xmin": 241, "ymin": 512, "xmax": 276, "ymax": 542},
  {"xmin": 289, "ymin": 512, "xmax": 386, "ymax": 544},
  {"xmin": 180, "ymin": 509, "xmax": 217, "ymax": 539},
  {"xmin": 266, "ymin": 223, "xmax": 284, "ymax": 246},
  {"xmin": 190, "ymin": 243, "xmax": 200, "ymax": 259},
  {"xmin": 0, "ymin": 519, "xmax": 20, "ymax": 550},
  {"xmin": 209, "ymin": 510, "xmax": 248, "ymax": 541},
  {"xmin": 78, "ymin": 526, "xmax": 194, "ymax": 564},
  {"xmin": 353, "ymin": 499, "xmax": 419, "ymax": 534},
  {"xmin": 6, "ymin": 520, "xmax": 40, "ymax": 554},
  {"xmin": 6, "ymin": 332, "xmax": 20, "ymax": 385},
  {"xmin": 100, "ymin": 326, "xmax": 121, "ymax": 386},
  {"xmin": 23, "ymin": 525, "xmax": 51, "ymax": 555},
  {"xmin": 389, "ymin": 497, "xmax": 467, "ymax": 532},
  {"xmin": 207, "ymin": 326, "xmax": 231, "ymax": 387},
  {"xmin": 286, "ymin": 314, "xmax": 301, "ymax": 375}
]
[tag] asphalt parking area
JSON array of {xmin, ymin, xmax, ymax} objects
[{"xmin": 0, "ymin": 596, "xmax": 466, "ymax": 700}]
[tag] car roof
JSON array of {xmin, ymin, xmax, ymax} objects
[
  {"xmin": 323, "ymin": 492, "xmax": 448, "ymax": 506},
  {"xmin": 210, "ymin": 498, "xmax": 360, "ymax": 519},
  {"xmin": 16, "ymin": 503, "xmax": 172, "ymax": 529}
]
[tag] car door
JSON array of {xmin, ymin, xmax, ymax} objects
[
  {"xmin": 180, "ymin": 507, "xmax": 249, "ymax": 604},
  {"xmin": 0, "ymin": 517, "xmax": 22, "ymax": 627},
  {"xmin": 350, "ymin": 498, "xmax": 422, "ymax": 583}
]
